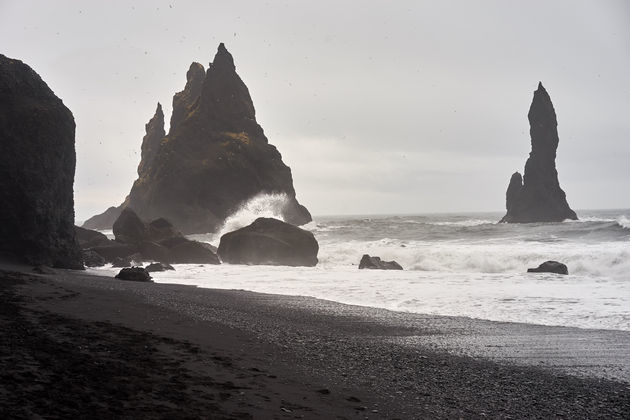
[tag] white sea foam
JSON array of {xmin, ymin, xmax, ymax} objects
[
  {"xmin": 208, "ymin": 192, "xmax": 290, "ymax": 243},
  {"xmin": 89, "ymin": 261, "xmax": 630, "ymax": 331},
  {"xmin": 91, "ymin": 209, "xmax": 630, "ymax": 331},
  {"xmin": 429, "ymin": 219, "xmax": 494, "ymax": 227},
  {"xmin": 617, "ymin": 216, "xmax": 630, "ymax": 229},
  {"xmin": 315, "ymin": 237, "xmax": 630, "ymax": 279}
]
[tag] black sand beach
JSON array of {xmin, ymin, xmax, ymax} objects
[{"xmin": 1, "ymin": 265, "xmax": 629, "ymax": 419}]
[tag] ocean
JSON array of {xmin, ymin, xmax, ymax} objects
[{"xmin": 90, "ymin": 194, "xmax": 630, "ymax": 332}]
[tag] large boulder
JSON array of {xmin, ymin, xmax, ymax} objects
[
  {"xmin": 218, "ymin": 217, "xmax": 318, "ymax": 267},
  {"xmin": 113, "ymin": 208, "xmax": 148, "ymax": 244},
  {"xmin": 500, "ymin": 83, "xmax": 577, "ymax": 223},
  {"xmin": 0, "ymin": 54, "xmax": 83, "ymax": 268},
  {"xmin": 168, "ymin": 240, "xmax": 220, "ymax": 264},
  {"xmin": 82, "ymin": 250, "xmax": 106, "ymax": 267},
  {"xmin": 87, "ymin": 243, "xmax": 138, "ymax": 263},
  {"xmin": 145, "ymin": 262, "xmax": 175, "ymax": 272},
  {"xmin": 84, "ymin": 43, "xmax": 311, "ymax": 234},
  {"xmin": 115, "ymin": 267, "xmax": 152, "ymax": 282},
  {"xmin": 92, "ymin": 208, "xmax": 220, "ymax": 264},
  {"xmin": 358, "ymin": 255, "xmax": 403, "ymax": 270},
  {"xmin": 527, "ymin": 261, "xmax": 568, "ymax": 275},
  {"xmin": 75, "ymin": 226, "xmax": 111, "ymax": 248}
]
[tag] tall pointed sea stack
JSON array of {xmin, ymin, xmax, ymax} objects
[
  {"xmin": 84, "ymin": 44, "xmax": 311, "ymax": 233},
  {"xmin": 0, "ymin": 54, "xmax": 82, "ymax": 268},
  {"xmin": 500, "ymin": 83, "xmax": 577, "ymax": 223}
]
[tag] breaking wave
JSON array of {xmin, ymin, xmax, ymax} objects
[
  {"xmin": 208, "ymin": 193, "xmax": 291, "ymax": 244},
  {"xmin": 316, "ymin": 237, "xmax": 630, "ymax": 279}
]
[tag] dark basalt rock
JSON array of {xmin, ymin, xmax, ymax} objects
[
  {"xmin": 0, "ymin": 54, "xmax": 83, "ymax": 269},
  {"xmin": 115, "ymin": 267, "xmax": 152, "ymax": 282},
  {"xmin": 145, "ymin": 262, "xmax": 175, "ymax": 272},
  {"xmin": 112, "ymin": 257, "xmax": 132, "ymax": 268},
  {"xmin": 358, "ymin": 255, "xmax": 403, "ymax": 270},
  {"xmin": 83, "ymin": 206, "xmax": 122, "ymax": 231},
  {"xmin": 113, "ymin": 208, "xmax": 149, "ymax": 244},
  {"xmin": 169, "ymin": 62, "xmax": 205, "ymax": 133},
  {"xmin": 75, "ymin": 226, "xmax": 111, "ymax": 249},
  {"xmin": 500, "ymin": 83, "xmax": 577, "ymax": 223},
  {"xmin": 527, "ymin": 260, "xmax": 568, "ymax": 275},
  {"xmin": 96, "ymin": 208, "xmax": 220, "ymax": 264},
  {"xmin": 168, "ymin": 240, "xmax": 220, "ymax": 264},
  {"xmin": 218, "ymin": 217, "xmax": 318, "ymax": 267},
  {"xmin": 138, "ymin": 241, "xmax": 170, "ymax": 262},
  {"xmin": 137, "ymin": 103, "xmax": 166, "ymax": 177},
  {"xmin": 87, "ymin": 243, "xmax": 138, "ymax": 263},
  {"xmin": 82, "ymin": 250, "xmax": 106, "ymax": 267},
  {"xmin": 85, "ymin": 43, "xmax": 311, "ymax": 234}
]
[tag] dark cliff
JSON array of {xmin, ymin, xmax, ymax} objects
[
  {"xmin": 0, "ymin": 54, "xmax": 83, "ymax": 268},
  {"xmin": 169, "ymin": 62, "xmax": 205, "ymax": 134},
  {"xmin": 500, "ymin": 83, "xmax": 577, "ymax": 223},
  {"xmin": 138, "ymin": 102, "xmax": 166, "ymax": 177},
  {"xmin": 84, "ymin": 43, "xmax": 311, "ymax": 233}
]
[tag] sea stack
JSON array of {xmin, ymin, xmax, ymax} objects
[
  {"xmin": 500, "ymin": 83, "xmax": 577, "ymax": 223},
  {"xmin": 0, "ymin": 54, "xmax": 83, "ymax": 268},
  {"xmin": 84, "ymin": 43, "xmax": 311, "ymax": 234}
]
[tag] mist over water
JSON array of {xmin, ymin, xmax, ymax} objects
[{"xmin": 92, "ymin": 203, "xmax": 630, "ymax": 331}]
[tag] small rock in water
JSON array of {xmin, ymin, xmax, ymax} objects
[
  {"xmin": 145, "ymin": 262, "xmax": 175, "ymax": 272},
  {"xmin": 527, "ymin": 260, "xmax": 568, "ymax": 275},
  {"xmin": 115, "ymin": 267, "xmax": 152, "ymax": 282},
  {"xmin": 358, "ymin": 254, "xmax": 403, "ymax": 270}
]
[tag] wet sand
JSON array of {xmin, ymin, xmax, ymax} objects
[{"xmin": 1, "ymin": 265, "xmax": 629, "ymax": 418}]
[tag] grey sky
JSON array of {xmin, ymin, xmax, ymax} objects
[{"xmin": 1, "ymin": 0, "xmax": 629, "ymax": 220}]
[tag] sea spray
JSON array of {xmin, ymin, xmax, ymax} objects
[{"xmin": 207, "ymin": 192, "xmax": 291, "ymax": 244}]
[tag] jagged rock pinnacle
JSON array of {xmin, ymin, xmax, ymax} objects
[
  {"xmin": 84, "ymin": 43, "xmax": 311, "ymax": 234},
  {"xmin": 137, "ymin": 102, "xmax": 165, "ymax": 177},
  {"xmin": 211, "ymin": 42, "xmax": 235, "ymax": 72},
  {"xmin": 169, "ymin": 62, "xmax": 205, "ymax": 132},
  {"xmin": 500, "ymin": 83, "xmax": 577, "ymax": 223}
]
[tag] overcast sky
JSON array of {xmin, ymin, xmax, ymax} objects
[{"xmin": 2, "ymin": 0, "xmax": 629, "ymax": 220}]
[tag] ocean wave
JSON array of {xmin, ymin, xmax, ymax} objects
[
  {"xmin": 208, "ymin": 193, "xmax": 290, "ymax": 244},
  {"xmin": 316, "ymin": 238, "xmax": 630, "ymax": 279},
  {"xmin": 616, "ymin": 216, "xmax": 630, "ymax": 229},
  {"xmin": 562, "ymin": 215, "xmax": 630, "ymax": 232},
  {"xmin": 429, "ymin": 219, "xmax": 495, "ymax": 227}
]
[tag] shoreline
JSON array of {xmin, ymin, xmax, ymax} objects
[
  {"xmin": 2, "ymin": 264, "xmax": 629, "ymax": 418},
  {"xmin": 88, "ymin": 262, "xmax": 630, "ymax": 333}
]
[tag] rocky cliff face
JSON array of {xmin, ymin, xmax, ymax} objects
[
  {"xmin": 138, "ymin": 103, "xmax": 165, "ymax": 177},
  {"xmin": 500, "ymin": 83, "xmax": 577, "ymax": 223},
  {"xmin": 85, "ymin": 43, "xmax": 311, "ymax": 234},
  {"xmin": 169, "ymin": 62, "xmax": 204, "ymax": 134},
  {"xmin": 0, "ymin": 54, "xmax": 83, "ymax": 268}
]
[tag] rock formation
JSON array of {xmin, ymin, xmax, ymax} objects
[
  {"xmin": 169, "ymin": 62, "xmax": 205, "ymax": 133},
  {"xmin": 358, "ymin": 255, "xmax": 403, "ymax": 270},
  {"xmin": 115, "ymin": 267, "xmax": 152, "ymax": 282},
  {"xmin": 0, "ymin": 54, "xmax": 83, "ymax": 268},
  {"xmin": 145, "ymin": 262, "xmax": 174, "ymax": 272},
  {"xmin": 137, "ymin": 103, "xmax": 166, "ymax": 177},
  {"xmin": 500, "ymin": 83, "xmax": 577, "ymax": 223},
  {"xmin": 83, "ymin": 208, "xmax": 219, "ymax": 265},
  {"xmin": 84, "ymin": 43, "xmax": 311, "ymax": 234},
  {"xmin": 527, "ymin": 260, "xmax": 568, "ymax": 275},
  {"xmin": 218, "ymin": 217, "xmax": 318, "ymax": 267}
]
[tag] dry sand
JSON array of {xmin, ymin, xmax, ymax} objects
[{"xmin": 1, "ymin": 264, "xmax": 629, "ymax": 419}]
